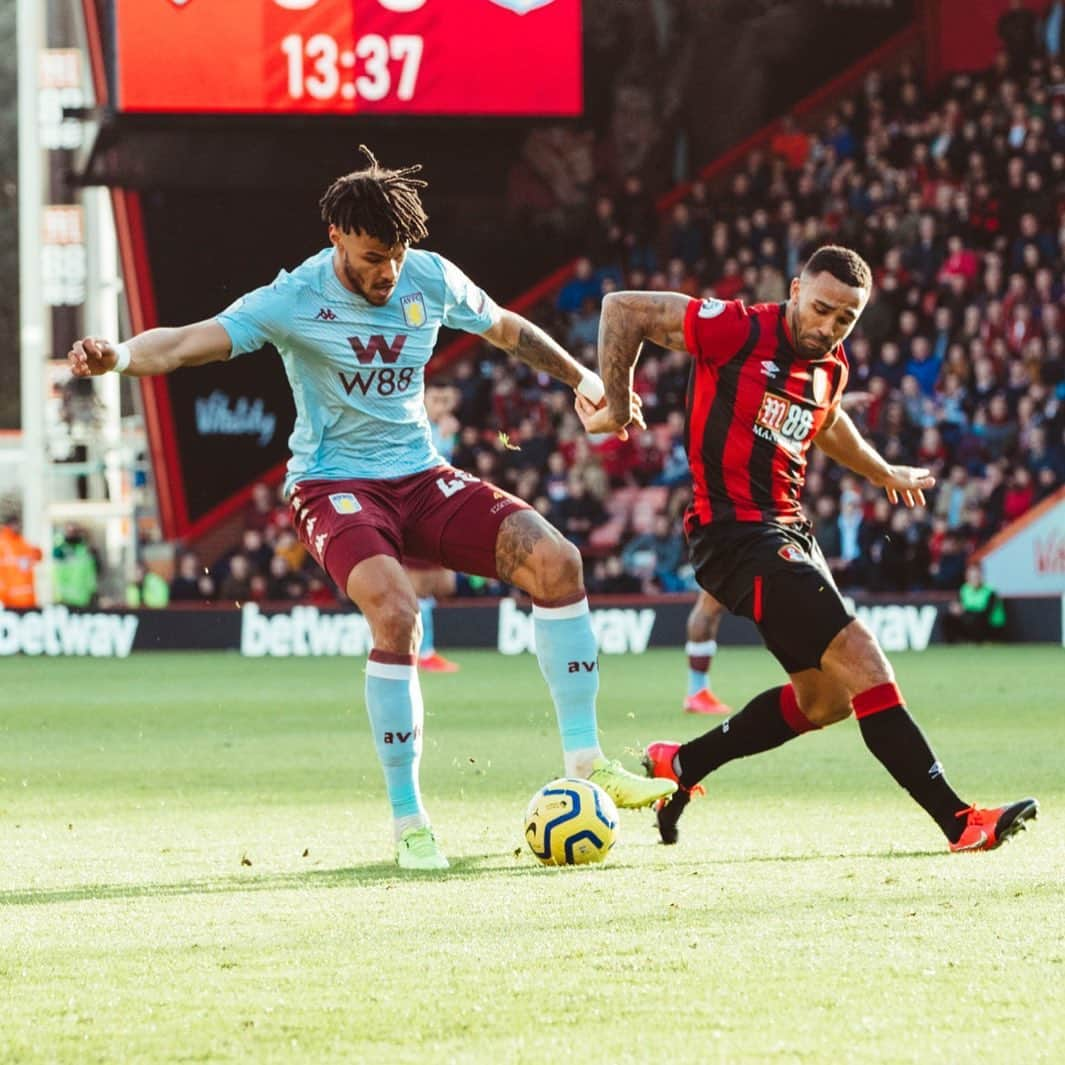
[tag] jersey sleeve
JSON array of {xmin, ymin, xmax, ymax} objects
[
  {"xmin": 683, "ymin": 297, "xmax": 751, "ymax": 367},
  {"xmin": 436, "ymin": 255, "xmax": 500, "ymax": 334},
  {"xmin": 215, "ymin": 270, "xmax": 292, "ymax": 357}
]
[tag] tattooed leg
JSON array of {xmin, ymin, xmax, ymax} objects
[{"xmin": 494, "ymin": 511, "xmax": 584, "ymax": 602}]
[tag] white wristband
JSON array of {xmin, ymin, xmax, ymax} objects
[
  {"xmin": 112, "ymin": 342, "xmax": 132, "ymax": 374},
  {"xmin": 576, "ymin": 367, "xmax": 605, "ymax": 406}
]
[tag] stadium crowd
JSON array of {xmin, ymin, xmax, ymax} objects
[{"xmin": 133, "ymin": 33, "xmax": 1064, "ymax": 608}]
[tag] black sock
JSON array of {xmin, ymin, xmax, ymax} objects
[
  {"xmin": 677, "ymin": 684, "xmax": 815, "ymax": 789},
  {"xmin": 854, "ymin": 684, "xmax": 969, "ymax": 842}
]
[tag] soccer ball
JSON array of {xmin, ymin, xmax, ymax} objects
[{"xmin": 524, "ymin": 777, "xmax": 619, "ymax": 866}]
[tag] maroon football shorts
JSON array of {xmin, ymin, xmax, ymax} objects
[{"xmin": 288, "ymin": 465, "xmax": 530, "ymax": 593}]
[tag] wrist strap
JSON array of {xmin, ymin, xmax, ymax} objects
[
  {"xmin": 576, "ymin": 367, "xmax": 605, "ymax": 405},
  {"xmin": 112, "ymin": 342, "xmax": 132, "ymax": 374}
]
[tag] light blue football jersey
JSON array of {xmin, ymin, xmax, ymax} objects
[{"xmin": 216, "ymin": 247, "xmax": 499, "ymax": 493}]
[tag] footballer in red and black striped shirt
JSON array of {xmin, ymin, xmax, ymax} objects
[
  {"xmin": 579, "ymin": 245, "xmax": 1038, "ymax": 854},
  {"xmin": 681, "ymin": 289, "xmax": 849, "ymax": 531}
]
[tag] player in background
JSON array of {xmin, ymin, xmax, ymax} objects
[
  {"xmin": 576, "ymin": 245, "xmax": 1037, "ymax": 853},
  {"xmin": 675, "ymin": 589, "xmax": 731, "ymax": 806},
  {"xmin": 69, "ymin": 146, "xmax": 674, "ymax": 871},
  {"xmin": 682, "ymin": 590, "xmax": 731, "ymax": 715},
  {"xmin": 405, "ymin": 562, "xmax": 460, "ymax": 672}
]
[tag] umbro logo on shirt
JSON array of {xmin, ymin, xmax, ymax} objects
[
  {"xmin": 315, "ymin": 307, "xmax": 338, "ymax": 321},
  {"xmin": 761, "ymin": 360, "xmax": 780, "ymax": 377}
]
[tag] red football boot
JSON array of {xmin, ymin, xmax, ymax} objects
[
  {"xmin": 683, "ymin": 688, "xmax": 732, "ymax": 715},
  {"xmin": 418, "ymin": 652, "xmax": 460, "ymax": 673},
  {"xmin": 949, "ymin": 799, "xmax": 1039, "ymax": 852},
  {"xmin": 642, "ymin": 740, "xmax": 706, "ymax": 846}
]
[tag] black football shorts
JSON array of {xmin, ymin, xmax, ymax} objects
[{"xmin": 686, "ymin": 520, "xmax": 855, "ymax": 674}]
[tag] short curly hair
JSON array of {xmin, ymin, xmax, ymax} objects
[{"xmin": 802, "ymin": 245, "xmax": 872, "ymax": 290}]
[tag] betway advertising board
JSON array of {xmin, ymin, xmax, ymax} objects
[{"xmin": 7, "ymin": 594, "xmax": 1058, "ymax": 657}]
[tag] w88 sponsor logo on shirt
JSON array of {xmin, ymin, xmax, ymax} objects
[{"xmin": 755, "ymin": 391, "xmax": 816, "ymax": 445}]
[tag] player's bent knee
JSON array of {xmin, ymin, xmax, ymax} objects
[
  {"xmin": 804, "ymin": 699, "xmax": 853, "ymax": 726},
  {"xmin": 792, "ymin": 672, "xmax": 853, "ymax": 727},
  {"xmin": 498, "ymin": 512, "xmax": 585, "ymax": 601},
  {"xmin": 529, "ymin": 536, "xmax": 583, "ymax": 601},
  {"xmin": 365, "ymin": 600, "xmax": 420, "ymax": 652}
]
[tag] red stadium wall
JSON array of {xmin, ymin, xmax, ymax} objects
[{"xmin": 925, "ymin": 0, "xmax": 1047, "ymax": 77}]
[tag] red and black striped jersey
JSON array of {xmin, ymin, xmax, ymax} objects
[{"xmin": 682, "ymin": 296, "xmax": 849, "ymax": 530}]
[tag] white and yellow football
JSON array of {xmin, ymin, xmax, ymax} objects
[{"xmin": 524, "ymin": 777, "xmax": 619, "ymax": 866}]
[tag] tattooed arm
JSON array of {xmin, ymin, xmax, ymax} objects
[
  {"xmin": 481, "ymin": 309, "xmax": 587, "ymax": 389},
  {"xmin": 574, "ymin": 291, "xmax": 689, "ymax": 439}
]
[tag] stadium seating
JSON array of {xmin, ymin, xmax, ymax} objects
[{"xmin": 200, "ymin": 39, "xmax": 1063, "ymax": 603}]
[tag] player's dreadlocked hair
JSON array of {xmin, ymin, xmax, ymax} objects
[
  {"xmin": 319, "ymin": 145, "xmax": 429, "ymax": 246},
  {"xmin": 802, "ymin": 245, "xmax": 872, "ymax": 290}
]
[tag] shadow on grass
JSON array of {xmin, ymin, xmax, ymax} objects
[
  {"xmin": 0, "ymin": 846, "xmax": 945, "ymax": 908},
  {"xmin": 669, "ymin": 849, "xmax": 945, "ymax": 865},
  {"xmin": 0, "ymin": 850, "xmax": 624, "ymax": 907}
]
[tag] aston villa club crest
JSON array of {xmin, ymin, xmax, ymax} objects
[
  {"xmin": 329, "ymin": 492, "xmax": 362, "ymax": 515},
  {"xmin": 401, "ymin": 292, "xmax": 427, "ymax": 328}
]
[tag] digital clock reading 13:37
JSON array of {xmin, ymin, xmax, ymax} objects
[{"xmin": 114, "ymin": 0, "xmax": 582, "ymax": 117}]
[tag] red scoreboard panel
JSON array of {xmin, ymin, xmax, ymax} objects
[{"xmin": 114, "ymin": 0, "xmax": 582, "ymax": 116}]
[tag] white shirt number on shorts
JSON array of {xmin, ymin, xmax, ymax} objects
[{"xmin": 435, "ymin": 471, "xmax": 478, "ymax": 498}]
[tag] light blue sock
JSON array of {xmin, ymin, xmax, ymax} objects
[
  {"xmin": 418, "ymin": 597, "xmax": 436, "ymax": 657},
  {"xmin": 685, "ymin": 639, "xmax": 716, "ymax": 695},
  {"xmin": 365, "ymin": 651, "xmax": 428, "ymax": 839},
  {"xmin": 532, "ymin": 598, "xmax": 603, "ymax": 776}
]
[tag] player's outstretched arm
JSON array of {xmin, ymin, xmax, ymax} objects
[
  {"xmin": 815, "ymin": 406, "xmax": 935, "ymax": 507},
  {"xmin": 481, "ymin": 309, "xmax": 591, "ymax": 390},
  {"xmin": 576, "ymin": 291, "xmax": 689, "ymax": 439},
  {"xmin": 68, "ymin": 320, "xmax": 233, "ymax": 379},
  {"xmin": 481, "ymin": 308, "xmax": 636, "ymax": 435}
]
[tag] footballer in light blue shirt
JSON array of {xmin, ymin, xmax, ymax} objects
[
  {"xmin": 67, "ymin": 146, "xmax": 673, "ymax": 869},
  {"xmin": 217, "ymin": 244, "xmax": 498, "ymax": 494}
]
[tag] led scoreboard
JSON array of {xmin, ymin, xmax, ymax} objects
[{"xmin": 114, "ymin": 0, "xmax": 582, "ymax": 116}]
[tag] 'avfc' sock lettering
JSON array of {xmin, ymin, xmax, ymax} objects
[
  {"xmin": 418, "ymin": 597, "xmax": 436, "ymax": 657},
  {"xmin": 533, "ymin": 596, "xmax": 603, "ymax": 776},
  {"xmin": 365, "ymin": 650, "xmax": 429, "ymax": 839}
]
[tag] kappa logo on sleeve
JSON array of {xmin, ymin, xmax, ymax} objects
[
  {"xmin": 697, "ymin": 297, "xmax": 727, "ymax": 319},
  {"xmin": 329, "ymin": 493, "xmax": 362, "ymax": 515}
]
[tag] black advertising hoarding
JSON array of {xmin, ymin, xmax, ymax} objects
[{"xmin": 166, "ymin": 355, "xmax": 295, "ymax": 528}]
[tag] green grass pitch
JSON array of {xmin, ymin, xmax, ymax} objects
[{"xmin": 2, "ymin": 645, "xmax": 1062, "ymax": 1064}]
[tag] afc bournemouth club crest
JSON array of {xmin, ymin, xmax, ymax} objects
[
  {"xmin": 698, "ymin": 297, "xmax": 727, "ymax": 319},
  {"xmin": 401, "ymin": 292, "xmax": 427, "ymax": 328},
  {"xmin": 778, "ymin": 544, "xmax": 806, "ymax": 563}
]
